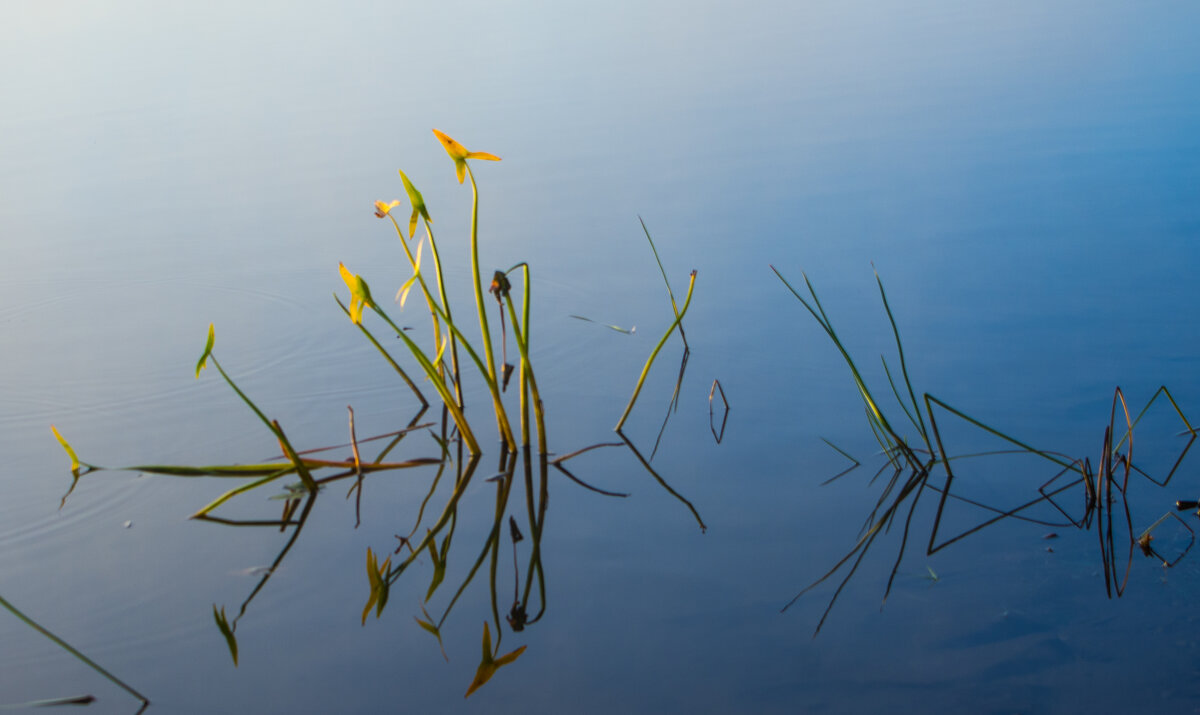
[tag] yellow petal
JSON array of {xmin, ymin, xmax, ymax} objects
[{"xmin": 374, "ymin": 199, "xmax": 400, "ymax": 218}]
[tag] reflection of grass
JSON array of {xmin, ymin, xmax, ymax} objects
[
  {"xmin": 774, "ymin": 266, "xmax": 1199, "ymax": 635},
  {"xmin": 0, "ymin": 592, "xmax": 149, "ymax": 711}
]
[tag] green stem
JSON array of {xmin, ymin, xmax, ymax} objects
[
  {"xmin": 614, "ymin": 271, "xmax": 697, "ymax": 432},
  {"xmin": 466, "ymin": 164, "xmax": 515, "ymax": 452},
  {"xmin": 368, "ymin": 303, "xmax": 481, "ymax": 455}
]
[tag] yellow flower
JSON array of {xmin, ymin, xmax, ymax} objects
[
  {"xmin": 338, "ymin": 262, "xmax": 375, "ymax": 325},
  {"xmin": 374, "ymin": 199, "xmax": 401, "ymax": 218},
  {"xmin": 398, "ymin": 170, "xmax": 431, "ymax": 238},
  {"xmin": 432, "ymin": 128, "xmax": 500, "ymax": 184}
]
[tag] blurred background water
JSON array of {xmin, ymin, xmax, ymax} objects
[{"xmin": 2, "ymin": 1, "xmax": 1200, "ymax": 712}]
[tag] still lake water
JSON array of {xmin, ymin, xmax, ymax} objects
[{"xmin": 3, "ymin": 2, "xmax": 1200, "ymax": 712}]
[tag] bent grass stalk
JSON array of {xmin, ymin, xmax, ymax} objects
[{"xmin": 614, "ymin": 270, "xmax": 697, "ymax": 432}]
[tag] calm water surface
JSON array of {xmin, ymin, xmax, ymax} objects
[{"xmin": 3, "ymin": 2, "xmax": 1200, "ymax": 712}]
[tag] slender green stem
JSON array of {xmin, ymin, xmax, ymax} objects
[
  {"xmin": 466, "ymin": 164, "xmax": 515, "ymax": 451},
  {"xmin": 423, "ymin": 218, "xmax": 464, "ymax": 409},
  {"xmin": 369, "ymin": 303, "xmax": 481, "ymax": 455},
  {"xmin": 336, "ymin": 298, "xmax": 426, "ymax": 407},
  {"xmin": 614, "ymin": 271, "xmax": 697, "ymax": 432},
  {"xmin": 502, "ymin": 264, "xmax": 547, "ymax": 454},
  {"xmin": 191, "ymin": 468, "xmax": 293, "ymax": 518}
]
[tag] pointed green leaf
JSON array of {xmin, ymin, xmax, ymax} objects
[
  {"xmin": 196, "ymin": 323, "xmax": 215, "ymax": 378},
  {"xmin": 50, "ymin": 425, "xmax": 81, "ymax": 473},
  {"xmin": 213, "ymin": 605, "xmax": 238, "ymax": 666},
  {"xmin": 465, "ymin": 622, "xmax": 525, "ymax": 698},
  {"xmin": 425, "ymin": 539, "xmax": 446, "ymax": 602}
]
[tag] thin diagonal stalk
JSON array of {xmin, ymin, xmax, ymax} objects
[
  {"xmin": 385, "ymin": 213, "xmax": 446, "ymax": 373},
  {"xmin": 0, "ymin": 593, "xmax": 149, "ymax": 707},
  {"xmin": 336, "ymin": 295, "xmax": 426, "ymax": 407},
  {"xmin": 363, "ymin": 300, "xmax": 481, "ymax": 455},
  {"xmin": 614, "ymin": 271, "xmax": 697, "ymax": 431},
  {"xmin": 639, "ymin": 216, "xmax": 687, "ymax": 348}
]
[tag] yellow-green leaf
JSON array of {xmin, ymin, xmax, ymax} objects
[
  {"xmin": 398, "ymin": 170, "xmax": 431, "ymax": 238},
  {"xmin": 196, "ymin": 323, "xmax": 215, "ymax": 379},
  {"xmin": 432, "ymin": 129, "xmax": 500, "ymax": 184},
  {"xmin": 50, "ymin": 425, "xmax": 80, "ymax": 473},
  {"xmin": 465, "ymin": 622, "xmax": 526, "ymax": 698},
  {"xmin": 213, "ymin": 605, "xmax": 238, "ymax": 666}
]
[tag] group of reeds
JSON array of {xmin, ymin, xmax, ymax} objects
[
  {"xmin": 43, "ymin": 129, "xmax": 706, "ymax": 702},
  {"xmin": 772, "ymin": 266, "xmax": 1198, "ymax": 635}
]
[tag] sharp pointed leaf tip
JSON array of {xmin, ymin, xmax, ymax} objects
[
  {"xmin": 50, "ymin": 425, "xmax": 81, "ymax": 472},
  {"xmin": 196, "ymin": 323, "xmax": 215, "ymax": 378},
  {"xmin": 432, "ymin": 128, "xmax": 467, "ymax": 159},
  {"xmin": 213, "ymin": 605, "xmax": 239, "ymax": 666}
]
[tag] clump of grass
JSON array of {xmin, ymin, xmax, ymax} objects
[
  {"xmin": 48, "ymin": 133, "xmax": 714, "ymax": 697},
  {"xmin": 773, "ymin": 265, "xmax": 1200, "ymax": 635}
]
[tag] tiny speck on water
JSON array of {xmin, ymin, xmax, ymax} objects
[{"xmin": 123, "ymin": 520, "xmax": 133, "ymax": 529}]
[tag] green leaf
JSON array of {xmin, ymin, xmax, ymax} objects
[
  {"xmin": 213, "ymin": 605, "xmax": 238, "ymax": 666},
  {"xmin": 414, "ymin": 605, "xmax": 449, "ymax": 661},
  {"xmin": 425, "ymin": 539, "xmax": 445, "ymax": 603},
  {"xmin": 50, "ymin": 425, "xmax": 81, "ymax": 473},
  {"xmin": 196, "ymin": 323, "xmax": 215, "ymax": 379},
  {"xmin": 464, "ymin": 622, "xmax": 526, "ymax": 698}
]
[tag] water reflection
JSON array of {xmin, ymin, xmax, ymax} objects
[{"xmin": 777, "ymin": 267, "xmax": 1200, "ymax": 634}]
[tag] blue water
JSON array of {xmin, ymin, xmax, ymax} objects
[{"xmin": 2, "ymin": 2, "xmax": 1200, "ymax": 712}]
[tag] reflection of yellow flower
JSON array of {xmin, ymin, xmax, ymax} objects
[
  {"xmin": 432, "ymin": 128, "xmax": 500, "ymax": 184},
  {"xmin": 338, "ymin": 262, "xmax": 375, "ymax": 325},
  {"xmin": 398, "ymin": 170, "xmax": 431, "ymax": 238},
  {"xmin": 374, "ymin": 199, "xmax": 401, "ymax": 218},
  {"xmin": 464, "ymin": 622, "xmax": 525, "ymax": 698}
]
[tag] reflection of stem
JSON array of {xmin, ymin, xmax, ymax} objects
[
  {"xmin": 618, "ymin": 431, "xmax": 706, "ymax": 532},
  {"xmin": 519, "ymin": 451, "xmax": 549, "ymax": 624},
  {"xmin": 0, "ymin": 593, "xmax": 149, "ymax": 708},
  {"xmin": 436, "ymin": 457, "xmax": 517, "ymax": 638},
  {"xmin": 385, "ymin": 456, "xmax": 482, "ymax": 583},
  {"xmin": 650, "ymin": 347, "xmax": 690, "ymax": 460},
  {"xmin": 226, "ymin": 493, "xmax": 318, "ymax": 631}
]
